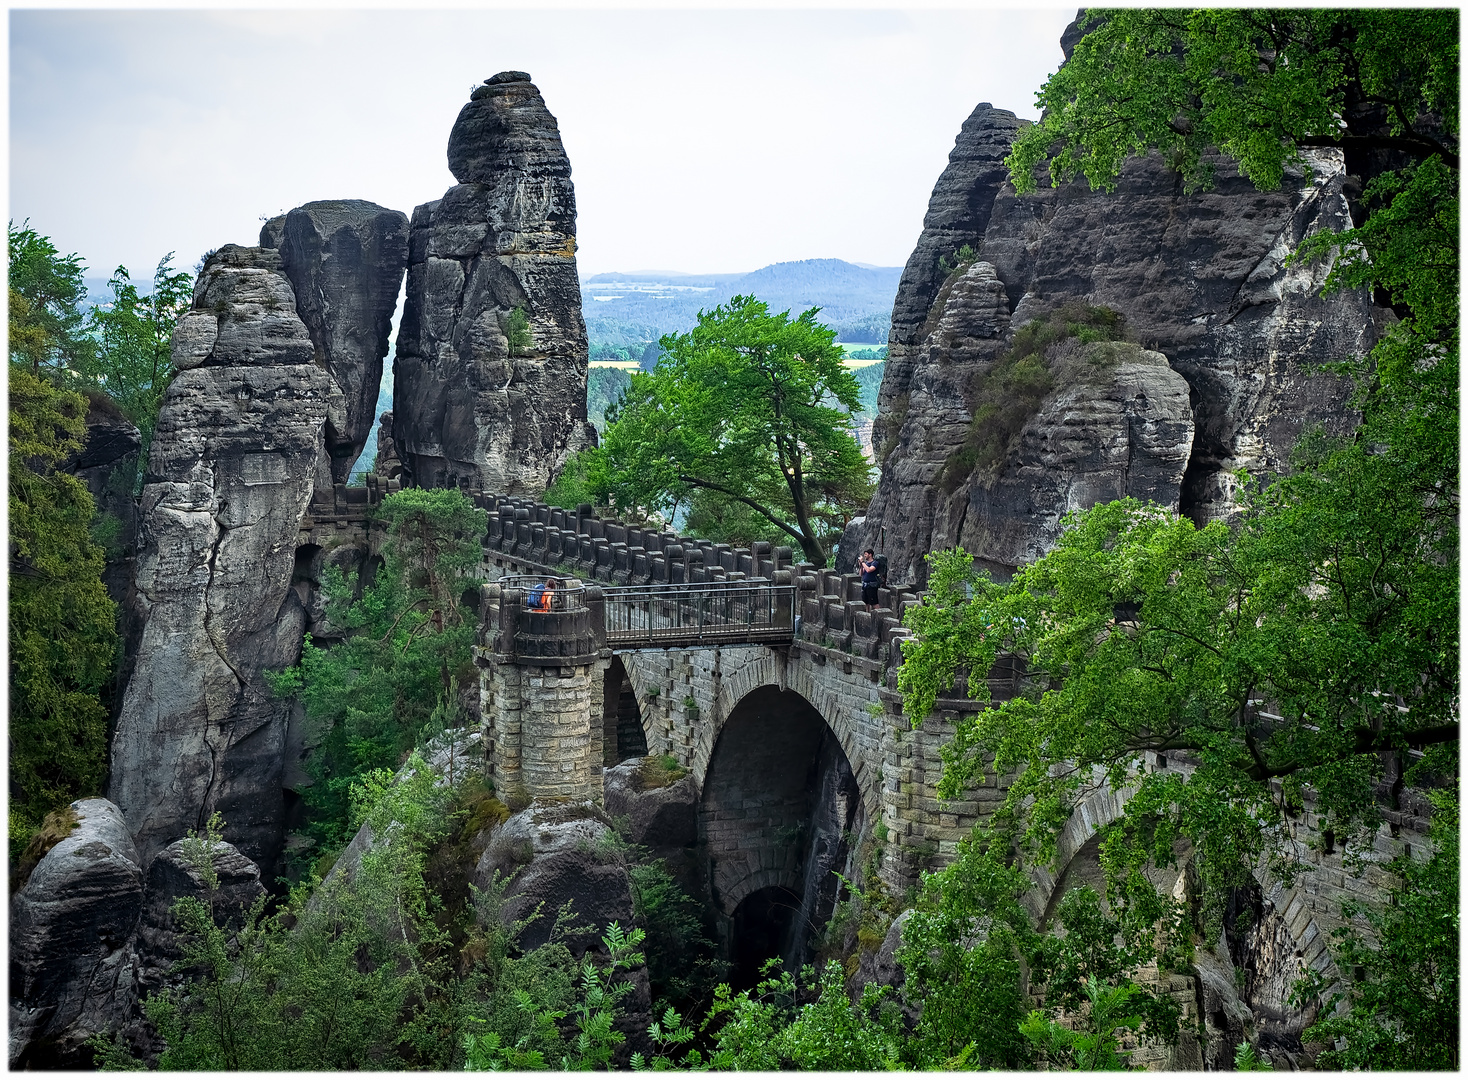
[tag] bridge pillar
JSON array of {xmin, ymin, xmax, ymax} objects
[{"xmin": 475, "ymin": 582, "xmax": 609, "ymax": 806}]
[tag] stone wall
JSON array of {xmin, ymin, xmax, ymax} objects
[{"xmin": 451, "ymin": 488, "xmax": 1432, "ymax": 1070}]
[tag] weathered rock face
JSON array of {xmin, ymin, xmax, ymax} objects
[
  {"xmin": 68, "ymin": 392, "xmax": 145, "ymax": 701},
  {"xmin": 134, "ymin": 837, "xmax": 265, "ymax": 999},
  {"xmin": 475, "ymin": 806, "xmax": 634, "ymax": 955},
  {"xmin": 956, "ymin": 338, "xmax": 1195, "ymax": 570},
  {"xmin": 602, "ymin": 760, "xmax": 699, "ymax": 850},
  {"xmin": 109, "ymin": 244, "xmax": 340, "ymax": 876},
  {"xmin": 848, "ymin": 52, "xmax": 1376, "ymax": 585},
  {"xmin": 393, "ymin": 71, "xmax": 595, "ymax": 496},
  {"xmin": 10, "ymin": 799, "xmax": 143, "ymax": 1069},
  {"xmin": 262, "ymin": 200, "xmax": 410, "ymax": 485}
]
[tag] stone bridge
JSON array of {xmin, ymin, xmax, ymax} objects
[{"xmin": 314, "ymin": 488, "xmax": 1426, "ymax": 1063}]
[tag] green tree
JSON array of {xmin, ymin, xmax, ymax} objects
[
  {"xmin": 267, "ymin": 488, "xmax": 487, "ymax": 855},
  {"xmin": 86, "ymin": 255, "xmax": 195, "ymax": 466},
  {"xmin": 1008, "ymin": 9, "xmax": 1456, "ymax": 199},
  {"xmin": 894, "ymin": 837, "xmax": 1037, "ymax": 1068},
  {"xmin": 8, "ymin": 220, "xmax": 96, "ymax": 380},
  {"xmin": 572, "ymin": 295, "xmax": 873, "ymax": 566},
  {"xmin": 8, "ymin": 367, "xmax": 118, "ymax": 850},
  {"xmin": 897, "ymin": 9, "xmax": 1456, "ymax": 1066}
]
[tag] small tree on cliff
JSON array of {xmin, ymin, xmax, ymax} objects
[
  {"xmin": 86, "ymin": 254, "xmax": 195, "ymax": 468},
  {"xmin": 563, "ymin": 295, "xmax": 873, "ymax": 566},
  {"xmin": 267, "ymin": 488, "xmax": 487, "ymax": 854}
]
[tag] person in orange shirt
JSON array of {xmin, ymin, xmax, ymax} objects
[{"xmin": 534, "ymin": 578, "xmax": 556, "ymax": 612}]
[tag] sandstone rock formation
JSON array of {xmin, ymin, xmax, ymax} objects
[
  {"xmin": 135, "ymin": 837, "xmax": 266, "ymax": 998},
  {"xmin": 393, "ymin": 71, "xmax": 595, "ymax": 496},
  {"xmin": 959, "ymin": 338, "xmax": 1194, "ymax": 570},
  {"xmin": 10, "ymin": 799, "xmax": 143, "ymax": 1069},
  {"xmin": 261, "ymin": 200, "xmax": 410, "ymax": 485},
  {"xmin": 846, "ymin": 54, "xmax": 1375, "ymax": 585},
  {"xmin": 110, "ymin": 221, "xmax": 406, "ymax": 877},
  {"xmin": 602, "ymin": 759, "xmax": 699, "ymax": 850},
  {"xmin": 475, "ymin": 807, "xmax": 635, "ymax": 955}
]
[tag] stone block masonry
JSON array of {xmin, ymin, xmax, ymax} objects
[{"xmin": 462, "ymin": 487, "xmax": 1429, "ymax": 1029}]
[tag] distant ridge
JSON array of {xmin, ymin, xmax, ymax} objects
[{"xmin": 582, "ymin": 258, "xmax": 902, "ymax": 347}]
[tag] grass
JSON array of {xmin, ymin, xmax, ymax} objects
[
  {"xmin": 937, "ymin": 302, "xmax": 1131, "ymax": 492},
  {"xmin": 635, "ymin": 754, "xmax": 689, "ymax": 791},
  {"xmin": 12, "ymin": 805, "xmax": 79, "ymax": 893}
]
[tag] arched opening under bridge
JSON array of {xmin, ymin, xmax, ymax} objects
[
  {"xmin": 601, "ymin": 655, "xmax": 646, "ymax": 766},
  {"xmin": 700, "ymin": 685, "xmax": 863, "ymax": 990}
]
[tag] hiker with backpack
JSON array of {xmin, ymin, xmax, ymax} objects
[
  {"xmin": 527, "ymin": 578, "xmax": 556, "ymax": 612},
  {"xmin": 858, "ymin": 549, "xmax": 883, "ymax": 612}
]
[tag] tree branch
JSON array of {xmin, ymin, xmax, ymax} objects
[{"xmin": 674, "ymin": 474, "xmax": 806, "ymax": 545}]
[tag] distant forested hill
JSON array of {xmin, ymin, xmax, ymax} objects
[{"xmin": 583, "ymin": 258, "xmax": 901, "ymax": 350}]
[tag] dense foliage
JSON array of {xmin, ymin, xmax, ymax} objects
[
  {"xmin": 8, "ymin": 220, "xmax": 96, "ymax": 379},
  {"xmin": 551, "ymin": 295, "xmax": 874, "ymax": 565},
  {"xmin": 86, "ymin": 255, "xmax": 195, "ymax": 469},
  {"xmin": 267, "ymin": 488, "xmax": 487, "ymax": 859},
  {"xmin": 93, "ymin": 745, "xmax": 652, "ymax": 1071},
  {"xmin": 8, "ymin": 368, "xmax": 118, "ymax": 850},
  {"xmin": 897, "ymin": 6, "xmax": 1458, "ymax": 1069}
]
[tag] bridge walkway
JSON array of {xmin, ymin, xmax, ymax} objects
[{"xmin": 484, "ymin": 575, "xmax": 797, "ymax": 654}]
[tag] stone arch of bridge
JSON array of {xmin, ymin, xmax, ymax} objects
[
  {"xmin": 703, "ymin": 649, "xmax": 878, "ymax": 820},
  {"xmin": 697, "ymin": 679, "xmax": 867, "ymax": 922},
  {"xmin": 609, "ymin": 647, "xmax": 881, "ymax": 822},
  {"xmin": 1026, "ymin": 778, "xmax": 1342, "ymax": 1017},
  {"xmin": 1024, "ymin": 782, "xmax": 1136, "ymax": 924}
]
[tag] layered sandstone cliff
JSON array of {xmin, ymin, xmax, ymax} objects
[
  {"xmin": 109, "ymin": 208, "xmax": 407, "ymax": 875},
  {"xmin": 844, "ymin": 91, "xmax": 1375, "ymax": 584},
  {"xmin": 393, "ymin": 71, "xmax": 595, "ymax": 496}
]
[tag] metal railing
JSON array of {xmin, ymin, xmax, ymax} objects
[
  {"xmin": 493, "ymin": 573, "xmax": 588, "ymax": 612},
  {"xmin": 600, "ymin": 578, "xmax": 795, "ymax": 649}
]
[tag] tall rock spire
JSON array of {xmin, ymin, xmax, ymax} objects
[{"xmin": 393, "ymin": 71, "xmax": 595, "ymax": 496}]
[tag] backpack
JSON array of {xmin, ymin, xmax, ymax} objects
[
  {"xmin": 875, "ymin": 554, "xmax": 888, "ymax": 587},
  {"xmin": 527, "ymin": 582, "xmax": 547, "ymax": 610}
]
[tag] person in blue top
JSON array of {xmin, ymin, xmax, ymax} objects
[{"xmin": 858, "ymin": 549, "xmax": 880, "ymax": 612}]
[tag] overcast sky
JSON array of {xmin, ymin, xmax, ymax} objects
[{"xmin": 11, "ymin": 6, "xmax": 1075, "ymax": 286}]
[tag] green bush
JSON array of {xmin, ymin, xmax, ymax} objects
[
  {"xmin": 938, "ymin": 302, "xmax": 1128, "ymax": 491},
  {"xmin": 266, "ymin": 488, "xmax": 486, "ymax": 859},
  {"xmin": 629, "ymin": 860, "xmax": 726, "ymax": 1015}
]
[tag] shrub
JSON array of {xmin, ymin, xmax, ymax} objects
[{"xmin": 937, "ymin": 302, "xmax": 1129, "ymax": 491}]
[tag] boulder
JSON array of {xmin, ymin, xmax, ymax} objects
[
  {"xmin": 959, "ymin": 340, "xmax": 1194, "ymax": 569},
  {"xmin": 472, "ymin": 802, "xmax": 650, "ymax": 1062},
  {"xmin": 9, "ymin": 799, "xmax": 143, "ymax": 1069},
  {"xmin": 602, "ymin": 758, "xmax": 699, "ymax": 849},
  {"xmin": 134, "ymin": 836, "xmax": 266, "ymax": 998},
  {"xmin": 393, "ymin": 72, "xmax": 595, "ymax": 496},
  {"xmin": 846, "ymin": 19, "xmax": 1376, "ymax": 585},
  {"xmin": 475, "ymin": 805, "xmax": 634, "ymax": 955},
  {"xmin": 265, "ymin": 200, "xmax": 410, "ymax": 484},
  {"xmin": 853, "ymin": 908, "xmax": 911, "ymax": 992}
]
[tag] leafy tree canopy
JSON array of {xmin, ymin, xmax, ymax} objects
[
  {"xmin": 556, "ymin": 295, "xmax": 874, "ymax": 566},
  {"xmin": 86, "ymin": 255, "xmax": 194, "ymax": 462},
  {"xmin": 8, "ymin": 220, "xmax": 97, "ymax": 380},
  {"xmin": 8, "ymin": 367, "xmax": 118, "ymax": 850},
  {"xmin": 1009, "ymin": 8, "xmax": 1457, "ymax": 197}
]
